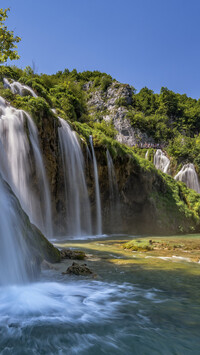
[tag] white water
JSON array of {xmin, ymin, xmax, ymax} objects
[
  {"xmin": 154, "ymin": 149, "xmax": 170, "ymax": 174},
  {"xmin": 174, "ymin": 163, "xmax": 200, "ymax": 193},
  {"xmin": 106, "ymin": 149, "xmax": 118, "ymax": 202},
  {"xmin": 89, "ymin": 136, "xmax": 102, "ymax": 235},
  {"xmin": 58, "ymin": 118, "xmax": 92, "ymax": 236},
  {"xmin": 106, "ymin": 150, "xmax": 121, "ymax": 227},
  {"xmin": 3, "ymin": 78, "xmax": 37, "ymax": 97},
  {"xmin": 0, "ymin": 271, "xmax": 198, "ymax": 354},
  {"xmin": 145, "ymin": 150, "xmax": 149, "ymax": 160},
  {"xmin": 0, "ymin": 173, "xmax": 31, "ymax": 285},
  {"xmin": 0, "ymin": 277, "xmax": 167, "ymax": 354},
  {"xmin": 0, "ymin": 97, "xmax": 52, "ymax": 237}
]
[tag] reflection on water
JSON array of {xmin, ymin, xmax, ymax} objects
[{"xmin": 0, "ymin": 271, "xmax": 200, "ymax": 355}]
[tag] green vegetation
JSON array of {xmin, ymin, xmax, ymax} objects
[
  {"xmin": 1, "ymin": 65, "xmax": 200, "ymax": 233},
  {"xmin": 1, "ymin": 62, "xmax": 200, "ymax": 175},
  {"xmin": 126, "ymin": 86, "xmax": 200, "ymax": 171},
  {"xmin": 123, "ymin": 240, "xmax": 153, "ymax": 251},
  {"xmin": 0, "ymin": 8, "xmax": 21, "ymax": 63}
]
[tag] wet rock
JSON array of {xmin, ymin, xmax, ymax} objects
[
  {"xmin": 63, "ymin": 262, "xmax": 93, "ymax": 276},
  {"xmin": 60, "ymin": 249, "xmax": 86, "ymax": 260},
  {"xmin": 41, "ymin": 260, "xmax": 57, "ymax": 270}
]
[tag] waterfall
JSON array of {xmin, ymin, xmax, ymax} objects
[
  {"xmin": 106, "ymin": 149, "xmax": 121, "ymax": 229},
  {"xmin": 58, "ymin": 118, "xmax": 92, "ymax": 237},
  {"xmin": 0, "ymin": 171, "xmax": 33, "ymax": 285},
  {"xmin": 174, "ymin": 163, "xmax": 200, "ymax": 193},
  {"xmin": 0, "ymin": 97, "xmax": 52, "ymax": 237},
  {"xmin": 3, "ymin": 78, "xmax": 37, "ymax": 97},
  {"xmin": 106, "ymin": 149, "xmax": 119, "ymax": 202},
  {"xmin": 154, "ymin": 149, "xmax": 170, "ymax": 174},
  {"xmin": 89, "ymin": 136, "xmax": 102, "ymax": 235},
  {"xmin": 145, "ymin": 150, "xmax": 149, "ymax": 160}
]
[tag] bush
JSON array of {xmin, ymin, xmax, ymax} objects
[{"xmin": 100, "ymin": 76, "xmax": 112, "ymax": 91}]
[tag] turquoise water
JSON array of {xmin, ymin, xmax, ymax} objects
[{"xmin": 0, "ymin": 237, "xmax": 200, "ymax": 355}]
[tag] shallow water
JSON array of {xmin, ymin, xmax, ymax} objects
[{"xmin": 1, "ymin": 236, "xmax": 200, "ymax": 355}]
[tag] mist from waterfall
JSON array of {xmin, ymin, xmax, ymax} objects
[
  {"xmin": 0, "ymin": 176, "xmax": 31, "ymax": 285},
  {"xmin": 58, "ymin": 118, "xmax": 92, "ymax": 237},
  {"xmin": 0, "ymin": 96, "xmax": 52, "ymax": 237},
  {"xmin": 89, "ymin": 136, "xmax": 102, "ymax": 235},
  {"xmin": 154, "ymin": 149, "xmax": 170, "ymax": 174},
  {"xmin": 174, "ymin": 163, "xmax": 200, "ymax": 193}
]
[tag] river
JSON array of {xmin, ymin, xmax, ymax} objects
[{"xmin": 0, "ymin": 234, "xmax": 200, "ymax": 354}]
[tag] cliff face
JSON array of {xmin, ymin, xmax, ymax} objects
[
  {"xmin": 87, "ymin": 147, "xmax": 200, "ymax": 235},
  {"xmin": 1, "ymin": 69, "xmax": 200, "ymax": 236},
  {"xmin": 31, "ymin": 107, "xmax": 200, "ymax": 235},
  {"xmin": 87, "ymin": 81, "xmax": 154, "ymax": 146}
]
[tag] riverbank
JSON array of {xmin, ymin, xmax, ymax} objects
[{"xmin": 54, "ymin": 234, "xmax": 200, "ymax": 301}]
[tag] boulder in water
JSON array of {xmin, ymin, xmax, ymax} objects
[
  {"xmin": 60, "ymin": 249, "xmax": 86, "ymax": 260},
  {"xmin": 63, "ymin": 262, "xmax": 93, "ymax": 276}
]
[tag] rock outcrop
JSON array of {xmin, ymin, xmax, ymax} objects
[
  {"xmin": 63, "ymin": 262, "xmax": 93, "ymax": 276},
  {"xmin": 87, "ymin": 81, "xmax": 153, "ymax": 147}
]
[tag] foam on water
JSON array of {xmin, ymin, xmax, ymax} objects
[
  {"xmin": 0, "ymin": 280, "xmax": 152, "ymax": 353},
  {"xmin": 0, "ymin": 277, "xmax": 199, "ymax": 354}
]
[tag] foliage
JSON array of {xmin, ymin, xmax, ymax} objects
[
  {"xmin": 1, "ymin": 64, "xmax": 200, "ymax": 176},
  {"xmin": 123, "ymin": 240, "xmax": 153, "ymax": 251},
  {"xmin": 0, "ymin": 8, "xmax": 21, "ymax": 63},
  {"xmin": 100, "ymin": 75, "xmax": 112, "ymax": 91}
]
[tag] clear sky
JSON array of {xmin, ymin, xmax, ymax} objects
[{"xmin": 2, "ymin": 0, "xmax": 200, "ymax": 98}]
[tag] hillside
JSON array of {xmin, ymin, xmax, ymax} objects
[{"xmin": 1, "ymin": 65, "xmax": 200, "ymax": 235}]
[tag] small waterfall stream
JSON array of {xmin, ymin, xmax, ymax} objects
[
  {"xmin": 154, "ymin": 149, "xmax": 170, "ymax": 174},
  {"xmin": 106, "ymin": 149, "xmax": 121, "ymax": 230},
  {"xmin": 58, "ymin": 118, "xmax": 92, "ymax": 237},
  {"xmin": 89, "ymin": 136, "xmax": 102, "ymax": 235},
  {"xmin": 3, "ymin": 78, "xmax": 37, "ymax": 97},
  {"xmin": 106, "ymin": 149, "xmax": 120, "ymax": 203},
  {"xmin": 174, "ymin": 163, "xmax": 200, "ymax": 193},
  {"xmin": 0, "ymin": 97, "xmax": 52, "ymax": 237}
]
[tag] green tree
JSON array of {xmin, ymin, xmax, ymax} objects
[{"xmin": 0, "ymin": 8, "xmax": 21, "ymax": 63}]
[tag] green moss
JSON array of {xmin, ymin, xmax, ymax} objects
[{"xmin": 123, "ymin": 240, "xmax": 153, "ymax": 251}]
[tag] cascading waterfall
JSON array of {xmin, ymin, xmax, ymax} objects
[
  {"xmin": 145, "ymin": 150, "xmax": 149, "ymax": 159},
  {"xmin": 174, "ymin": 163, "xmax": 200, "ymax": 193},
  {"xmin": 58, "ymin": 117, "xmax": 92, "ymax": 236},
  {"xmin": 0, "ymin": 141, "xmax": 32, "ymax": 285},
  {"xmin": 0, "ymin": 175, "xmax": 31, "ymax": 285},
  {"xmin": 3, "ymin": 77, "xmax": 37, "ymax": 97},
  {"xmin": 89, "ymin": 135, "xmax": 102, "ymax": 235},
  {"xmin": 0, "ymin": 96, "xmax": 52, "ymax": 237},
  {"xmin": 154, "ymin": 149, "xmax": 170, "ymax": 174},
  {"xmin": 106, "ymin": 149, "xmax": 121, "ymax": 228}
]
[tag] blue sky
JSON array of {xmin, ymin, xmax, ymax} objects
[{"xmin": 2, "ymin": 0, "xmax": 200, "ymax": 98}]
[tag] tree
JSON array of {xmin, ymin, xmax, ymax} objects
[{"xmin": 0, "ymin": 8, "xmax": 21, "ymax": 63}]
